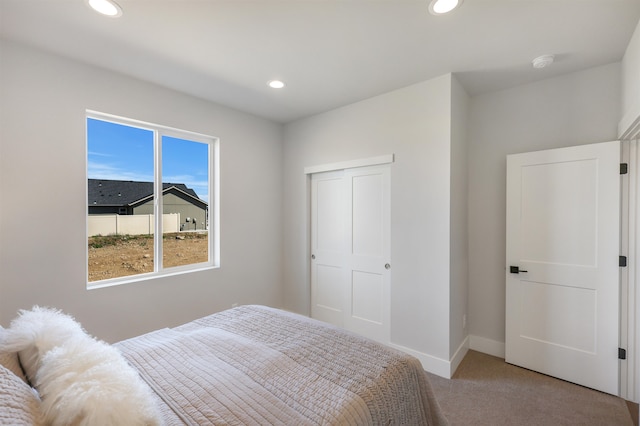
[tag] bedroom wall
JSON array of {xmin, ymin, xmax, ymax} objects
[
  {"xmin": 449, "ymin": 77, "xmax": 469, "ymax": 360},
  {"xmin": 0, "ymin": 40, "xmax": 284, "ymax": 343},
  {"xmin": 282, "ymin": 74, "xmax": 464, "ymax": 373},
  {"xmin": 620, "ymin": 18, "xmax": 640, "ymax": 138},
  {"xmin": 467, "ymin": 63, "xmax": 622, "ymax": 355}
]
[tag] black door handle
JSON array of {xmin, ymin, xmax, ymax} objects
[{"xmin": 509, "ymin": 266, "xmax": 528, "ymax": 274}]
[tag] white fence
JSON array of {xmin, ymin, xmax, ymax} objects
[{"xmin": 88, "ymin": 214, "xmax": 180, "ymax": 237}]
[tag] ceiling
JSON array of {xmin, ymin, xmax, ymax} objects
[{"xmin": 1, "ymin": 0, "xmax": 639, "ymax": 123}]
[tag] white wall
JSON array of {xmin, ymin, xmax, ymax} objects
[
  {"xmin": 449, "ymin": 77, "xmax": 469, "ymax": 361},
  {"xmin": 0, "ymin": 41, "xmax": 284, "ymax": 342},
  {"xmin": 467, "ymin": 63, "xmax": 621, "ymax": 351},
  {"xmin": 621, "ymin": 19, "xmax": 640, "ymax": 138},
  {"xmin": 283, "ymin": 74, "xmax": 463, "ymax": 372}
]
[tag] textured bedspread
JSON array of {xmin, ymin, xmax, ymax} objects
[{"xmin": 116, "ymin": 305, "xmax": 448, "ymax": 426}]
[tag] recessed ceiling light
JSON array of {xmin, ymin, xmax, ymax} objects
[
  {"xmin": 429, "ymin": 0, "xmax": 463, "ymax": 15},
  {"xmin": 268, "ymin": 80, "xmax": 286, "ymax": 89},
  {"xmin": 86, "ymin": 0, "xmax": 123, "ymax": 17},
  {"xmin": 532, "ymin": 55, "xmax": 555, "ymax": 69}
]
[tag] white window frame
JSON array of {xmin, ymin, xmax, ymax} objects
[{"xmin": 86, "ymin": 110, "xmax": 220, "ymax": 289}]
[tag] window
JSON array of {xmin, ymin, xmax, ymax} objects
[{"xmin": 86, "ymin": 111, "xmax": 219, "ymax": 288}]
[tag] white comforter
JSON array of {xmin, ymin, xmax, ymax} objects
[{"xmin": 116, "ymin": 305, "xmax": 448, "ymax": 426}]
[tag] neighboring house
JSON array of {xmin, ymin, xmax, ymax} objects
[{"xmin": 88, "ymin": 179, "xmax": 207, "ymax": 231}]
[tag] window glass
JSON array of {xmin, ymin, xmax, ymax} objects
[
  {"xmin": 87, "ymin": 113, "xmax": 217, "ymax": 287},
  {"xmin": 161, "ymin": 136, "xmax": 209, "ymax": 268}
]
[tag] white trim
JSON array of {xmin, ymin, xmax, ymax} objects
[
  {"xmin": 630, "ymin": 140, "xmax": 638, "ymax": 402},
  {"xmin": 388, "ymin": 335, "xmax": 505, "ymax": 379},
  {"xmin": 86, "ymin": 110, "xmax": 215, "ymax": 143},
  {"xmin": 450, "ymin": 336, "xmax": 470, "ymax": 376},
  {"xmin": 619, "ymin": 106, "xmax": 640, "ymax": 141},
  {"xmin": 389, "ymin": 336, "xmax": 469, "ymax": 379},
  {"xmin": 632, "ymin": 139, "xmax": 640, "ymax": 403},
  {"xmin": 88, "ymin": 264, "xmax": 218, "ymax": 290},
  {"xmin": 211, "ymin": 139, "xmax": 221, "ymax": 266},
  {"xmin": 388, "ymin": 342, "xmax": 452, "ymax": 379},
  {"xmin": 154, "ymin": 127, "xmax": 163, "ymax": 273},
  {"xmin": 304, "ymin": 154, "xmax": 394, "ymax": 175},
  {"xmin": 621, "ymin": 141, "xmax": 636, "ymax": 401},
  {"xmin": 469, "ymin": 334, "xmax": 506, "ymax": 358}
]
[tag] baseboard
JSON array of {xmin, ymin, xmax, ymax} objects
[
  {"xmin": 469, "ymin": 335, "xmax": 505, "ymax": 358},
  {"xmin": 389, "ymin": 336, "xmax": 469, "ymax": 379},
  {"xmin": 450, "ymin": 335, "xmax": 470, "ymax": 376},
  {"xmin": 388, "ymin": 342, "xmax": 452, "ymax": 379}
]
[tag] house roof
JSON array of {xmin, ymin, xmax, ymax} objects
[{"xmin": 88, "ymin": 179, "xmax": 206, "ymax": 208}]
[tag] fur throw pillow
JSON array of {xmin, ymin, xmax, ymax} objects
[{"xmin": 2, "ymin": 306, "xmax": 162, "ymax": 426}]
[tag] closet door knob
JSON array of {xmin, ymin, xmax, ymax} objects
[
  {"xmin": 385, "ymin": 263, "xmax": 391, "ymax": 270},
  {"xmin": 311, "ymin": 254, "xmax": 316, "ymax": 260}
]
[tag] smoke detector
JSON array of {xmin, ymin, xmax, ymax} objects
[{"xmin": 532, "ymin": 55, "xmax": 554, "ymax": 69}]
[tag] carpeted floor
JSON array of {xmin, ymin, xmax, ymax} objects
[{"xmin": 427, "ymin": 350, "xmax": 635, "ymax": 426}]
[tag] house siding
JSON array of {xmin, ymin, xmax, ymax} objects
[{"xmin": 134, "ymin": 192, "xmax": 207, "ymax": 231}]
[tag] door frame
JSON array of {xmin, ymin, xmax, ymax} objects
[
  {"xmin": 619, "ymin": 99, "xmax": 640, "ymax": 402},
  {"xmin": 621, "ymin": 139, "xmax": 640, "ymax": 403},
  {"xmin": 620, "ymin": 140, "xmax": 634, "ymax": 401},
  {"xmin": 304, "ymin": 154, "xmax": 395, "ymax": 175}
]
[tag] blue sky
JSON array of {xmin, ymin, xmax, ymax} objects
[{"xmin": 87, "ymin": 118, "xmax": 209, "ymax": 202}]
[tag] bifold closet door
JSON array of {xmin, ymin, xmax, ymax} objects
[{"xmin": 311, "ymin": 165, "xmax": 390, "ymax": 344}]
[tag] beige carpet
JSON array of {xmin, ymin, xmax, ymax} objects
[{"xmin": 427, "ymin": 350, "xmax": 634, "ymax": 426}]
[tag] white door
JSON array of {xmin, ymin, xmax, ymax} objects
[
  {"xmin": 311, "ymin": 170, "xmax": 347, "ymax": 328},
  {"xmin": 506, "ymin": 140, "xmax": 621, "ymax": 395},
  {"xmin": 311, "ymin": 165, "xmax": 391, "ymax": 344}
]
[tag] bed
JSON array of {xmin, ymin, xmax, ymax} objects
[{"xmin": 1, "ymin": 305, "xmax": 448, "ymax": 425}]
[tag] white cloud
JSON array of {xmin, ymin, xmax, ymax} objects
[{"xmin": 87, "ymin": 160, "xmax": 153, "ymax": 182}]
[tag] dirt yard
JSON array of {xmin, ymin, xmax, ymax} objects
[{"xmin": 88, "ymin": 232, "xmax": 208, "ymax": 282}]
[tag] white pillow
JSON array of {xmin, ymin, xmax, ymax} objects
[
  {"xmin": 0, "ymin": 364, "xmax": 42, "ymax": 425},
  {"xmin": 0, "ymin": 326, "xmax": 28, "ymax": 383}
]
